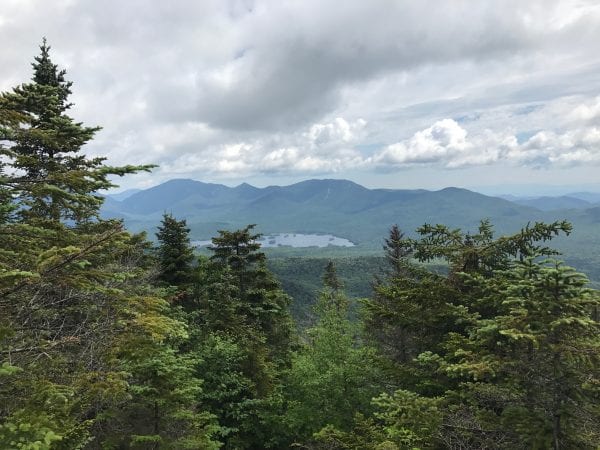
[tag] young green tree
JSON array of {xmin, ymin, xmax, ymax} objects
[
  {"xmin": 323, "ymin": 260, "xmax": 343, "ymax": 293},
  {"xmin": 313, "ymin": 390, "xmax": 443, "ymax": 450},
  {"xmin": 155, "ymin": 213, "xmax": 194, "ymax": 287},
  {"xmin": 382, "ymin": 224, "xmax": 412, "ymax": 278},
  {"xmin": 363, "ymin": 225, "xmax": 464, "ymax": 394},
  {"xmin": 181, "ymin": 225, "xmax": 295, "ymax": 449},
  {"xmin": 273, "ymin": 261, "xmax": 383, "ymax": 447},
  {"xmin": 93, "ymin": 285, "xmax": 220, "ymax": 449},
  {"xmin": 363, "ymin": 220, "xmax": 597, "ymax": 449},
  {"xmin": 208, "ymin": 224, "xmax": 294, "ymax": 365}
]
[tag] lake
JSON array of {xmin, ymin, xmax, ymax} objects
[{"xmin": 192, "ymin": 233, "xmax": 355, "ymax": 248}]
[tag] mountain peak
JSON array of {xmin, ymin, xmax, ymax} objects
[{"xmin": 235, "ymin": 182, "xmax": 258, "ymax": 190}]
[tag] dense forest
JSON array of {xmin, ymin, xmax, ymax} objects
[{"xmin": 1, "ymin": 42, "xmax": 599, "ymax": 450}]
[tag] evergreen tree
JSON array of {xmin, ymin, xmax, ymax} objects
[
  {"xmin": 364, "ymin": 225, "xmax": 463, "ymax": 383},
  {"xmin": 269, "ymin": 263, "xmax": 383, "ymax": 448},
  {"xmin": 318, "ymin": 260, "xmax": 346, "ymax": 316},
  {"xmin": 209, "ymin": 224, "xmax": 264, "ymax": 297},
  {"xmin": 444, "ymin": 258, "xmax": 600, "ymax": 449},
  {"xmin": 313, "ymin": 390, "xmax": 443, "ymax": 450},
  {"xmin": 413, "ymin": 220, "xmax": 572, "ymax": 286},
  {"xmin": 2, "ymin": 39, "xmax": 149, "ymax": 224},
  {"xmin": 184, "ymin": 225, "xmax": 295, "ymax": 448},
  {"xmin": 208, "ymin": 224, "xmax": 294, "ymax": 364},
  {"xmin": 0, "ymin": 41, "xmax": 218, "ymax": 448},
  {"xmin": 363, "ymin": 220, "xmax": 597, "ymax": 449},
  {"xmin": 155, "ymin": 213, "xmax": 194, "ymax": 287},
  {"xmin": 382, "ymin": 224, "xmax": 412, "ymax": 278},
  {"xmin": 323, "ymin": 260, "xmax": 343, "ymax": 293}
]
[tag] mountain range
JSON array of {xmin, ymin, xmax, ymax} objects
[
  {"xmin": 101, "ymin": 178, "xmax": 599, "ymax": 244},
  {"xmin": 499, "ymin": 194, "xmax": 600, "ymax": 211},
  {"xmin": 101, "ymin": 178, "xmax": 600, "ymax": 284}
]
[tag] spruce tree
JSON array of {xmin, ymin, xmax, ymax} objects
[
  {"xmin": 363, "ymin": 220, "xmax": 597, "ymax": 449},
  {"xmin": 323, "ymin": 260, "xmax": 343, "ymax": 293},
  {"xmin": 208, "ymin": 224, "xmax": 293, "ymax": 363},
  {"xmin": 445, "ymin": 258, "xmax": 600, "ymax": 449},
  {"xmin": 0, "ymin": 41, "xmax": 218, "ymax": 448},
  {"xmin": 319, "ymin": 260, "xmax": 347, "ymax": 316},
  {"xmin": 3, "ymin": 39, "xmax": 149, "ymax": 224},
  {"xmin": 187, "ymin": 225, "xmax": 295, "ymax": 448},
  {"xmin": 209, "ymin": 224, "xmax": 264, "ymax": 297},
  {"xmin": 155, "ymin": 213, "xmax": 194, "ymax": 287},
  {"xmin": 382, "ymin": 224, "xmax": 412, "ymax": 277},
  {"xmin": 364, "ymin": 224, "xmax": 461, "ymax": 376}
]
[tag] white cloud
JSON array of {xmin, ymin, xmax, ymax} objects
[
  {"xmin": 567, "ymin": 96, "xmax": 600, "ymax": 123},
  {"xmin": 152, "ymin": 117, "xmax": 367, "ymax": 177},
  {"xmin": 375, "ymin": 119, "xmax": 472, "ymax": 166},
  {"xmin": 374, "ymin": 96, "xmax": 600, "ymax": 170},
  {"xmin": 519, "ymin": 127, "xmax": 600, "ymax": 166}
]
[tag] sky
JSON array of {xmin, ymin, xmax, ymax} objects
[{"xmin": 2, "ymin": 0, "xmax": 600, "ymax": 194}]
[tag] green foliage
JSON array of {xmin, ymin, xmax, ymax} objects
[
  {"xmin": 181, "ymin": 225, "xmax": 296, "ymax": 448},
  {"xmin": 267, "ymin": 255, "xmax": 390, "ymax": 325},
  {"xmin": 206, "ymin": 224, "xmax": 294, "ymax": 366},
  {"xmin": 2, "ymin": 40, "xmax": 599, "ymax": 450},
  {"xmin": 412, "ymin": 219, "xmax": 572, "ymax": 279},
  {"xmin": 98, "ymin": 338, "xmax": 220, "ymax": 449},
  {"xmin": 370, "ymin": 390, "xmax": 442, "ymax": 448},
  {"xmin": 362, "ymin": 220, "xmax": 599, "ymax": 450},
  {"xmin": 0, "ymin": 41, "xmax": 216, "ymax": 449},
  {"xmin": 0, "ymin": 40, "xmax": 153, "ymax": 224},
  {"xmin": 191, "ymin": 332, "xmax": 260, "ymax": 449},
  {"xmin": 0, "ymin": 417, "xmax": 63, "ymax": 450},
  {"xmin": 312, "ymin": 390, "xmax": 442, "ymax": 450},
  {"xmin": 363, "ymin": 225, "xmax": 466, "ymax": 391},
  {"xmin": 443, "ymin": 259, "xmax": 600, "ymax": 448},
  {"xmin": 155, "ymin": 213, "xmax": 194, "ymax": 286},
  {"xmin": 271, "ymin": 262, "xmax": 384, "ymax": 447},
  {"xmin": 323, "ymin": 259, "xmax": 343, "ymax": 293}
]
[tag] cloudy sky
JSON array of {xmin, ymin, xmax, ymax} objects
[{"xmin": 2, "ymin": 0, "xmax": 600, "ymax": 193}]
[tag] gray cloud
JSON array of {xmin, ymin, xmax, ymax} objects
[
  {"xmin": 1, "ymin": 0, "xmax": 600, "ymax": 189},
  {"xmin": 193, "ymin": 1, "xmax": 544, "ymax": 130}
]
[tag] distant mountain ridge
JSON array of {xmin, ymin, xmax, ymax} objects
[
  {"xmin": 104, "ymin": 188, "xmax": 142, "ymax": 201},
  {"xmin": 499, "ymin": 194, "xmax": 600, "ymax": 211},
  {"xmin": 101, "ymin": 178, "xmax": 572, "ymax": 244},
  {"xmin": 99, "ymin": 178, "xmax": 600, "ymax": 286}
]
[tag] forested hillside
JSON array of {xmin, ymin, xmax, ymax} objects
[
  {"xmin": 101, "ymin": 178, "xmax": 547, "ymax": 244},
  {"xmin": 1, "ymin": 43, "xmax": 599, "ymax": 450},
  {"xmin": 101, "ymin": 177, "xmax": 600, "ymax": 286}
]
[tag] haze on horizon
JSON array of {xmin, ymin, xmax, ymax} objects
[{"xmin": 2, "ymin": 0, "xmax": 600, "ymax": 194}]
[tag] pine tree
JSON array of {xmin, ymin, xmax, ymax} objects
[
  {"xmin": 2, "ymin": 39, "xmax": 151, "ymax": 224},
  {"xmin": 364, "ymin": 220, "xmax": 598, "ymax": 448},
  {"xmin": 323, "ymin": 260, "xmax": 343, "ymax": 293},
  {"xmin": 209, "ymin": 224, "xmax": 264, "ymax": 297},
  {"xmin": 382, "ymin": 224, "xmax": 412, "ymax": 278},
  {"xmin": 208, "ymin": 224, "xmax": 294, "ymax": 363},
  {"xmin": 364, "ymin": 225, "xmax": 462, "ymax": 378}
]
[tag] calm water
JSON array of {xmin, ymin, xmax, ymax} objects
[{"xmin": 192, "ymin": 233, "xmax": 354, "ymax": 248}]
